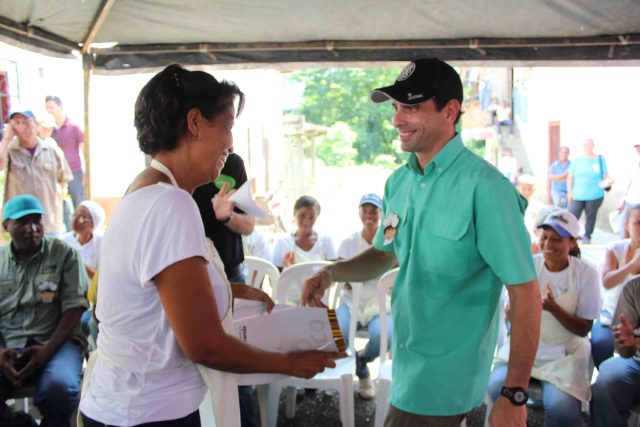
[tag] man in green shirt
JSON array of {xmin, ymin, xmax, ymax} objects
[
  {"xmin": 0, "ymin": 194, "xmax": 88, "ymax": 425},
  {"xmin": 303, "ymin": 58, "xmax": 541, "ymax": 426}
]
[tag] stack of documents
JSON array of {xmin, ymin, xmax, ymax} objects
[{"xmin": 232, "ymin": 299, "xmax": 346, "ymax": 352}]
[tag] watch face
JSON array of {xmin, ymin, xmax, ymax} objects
[{"xmin": 514, "ymin": 391, "xmax": 526, "ymax": 403}]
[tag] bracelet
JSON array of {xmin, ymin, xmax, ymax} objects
[{"xmin": 220, "ymin": 214, "xmax": 232, "ymax": 224}]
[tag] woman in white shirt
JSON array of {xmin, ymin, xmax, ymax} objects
[
  {"xmin": 61, "ymin": 200, "xmax": 105, "ymax": 279},
  {"xmin": 79, "ymin": 64, "xmax": 341, "ymax": 427},
  {"xmin": 272, "ymin": 195, "xmax": 337, "ymax": 270},
  {"xmin": 488, "ymin": 210, "xmax": 601, "ymax": 427},
  {"xmin": 591, "ymin": 203, "xmax": 640, "ymax": 368}
]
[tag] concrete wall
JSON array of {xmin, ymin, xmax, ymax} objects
[{"xmin": 517, "ymin": 66, "xmax": 640, "ymax": 230}]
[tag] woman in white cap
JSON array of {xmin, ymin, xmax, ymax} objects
[
  {"xmin": 61, "ymin": 200, "xmax": 106, "ymax": 278},
  {"xmin": 488, "ymin": 210, "xmax": 601, "ymax": 427}
]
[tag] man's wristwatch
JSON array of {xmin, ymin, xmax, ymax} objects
[{"xmin": 500, "ymin": 386, "xmax": 528, "ymax": 406}]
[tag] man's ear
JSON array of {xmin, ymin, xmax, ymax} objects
[
  {"xmin": 445, "ymin": 99, "xmax": 461, "ymax": 122},
  {"xmin": 3, "ymin": 220, "xmax": 9, "ymax": 232}
]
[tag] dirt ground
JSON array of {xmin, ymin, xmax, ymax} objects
[{"xmin": 268, "ymin": 389, "xmax": 591, "ymax": 426}]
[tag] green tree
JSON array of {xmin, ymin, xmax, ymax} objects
[
  {"xmin": 316, "ymin": 122, "xmax": 357, "ymax": 166},
  {"xmin": 288, "ymin": 67, "xmax": 401, "ymax": 164}
]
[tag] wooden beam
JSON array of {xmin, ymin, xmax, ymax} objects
[
  {"xmin": 0, "ymin": 16, "xmax": 77, "ymax": 52},
  {"xmin": 82, "ymin": 54, "xmax": 92, "ymax": 199},
  {"xmin": 91, "ymin": 34, "xmax": 640, "ymax": 56},
  {"xmin": 82, "ymin": 0, "xmax": 117, "ymax": 54}
]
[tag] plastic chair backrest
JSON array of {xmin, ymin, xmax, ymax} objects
[
  {"xmin": 243, "ymin": 256, "xmax": 280, "ymax": 296},
  {"xmin": 276, "ymin": 261, "xmax": 361, "ymax": 352},
  {"xmin": 276, "ymin": 261, "xmax": 332, "ymax": 306},
  {"xmin": 378, "ymin": 268, "xmax": 398, "ymax": 364}
]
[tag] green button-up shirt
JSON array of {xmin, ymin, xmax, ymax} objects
[
  {"xmin": 0, "ymin": 236, "xmax": 89, "ymax": 349},
  {"xmin": 373, "ymin": 134, "xmax": 536, "ymax": 416}
]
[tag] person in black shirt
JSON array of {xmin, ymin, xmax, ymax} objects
[{"xmin": 193, "ymin": 152, "xmax": 255, "ymax": 282}]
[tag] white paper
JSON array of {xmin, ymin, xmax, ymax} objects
[
  {"xmin": 232, "ymin": 304, "xmax": 343, "ymax": 353},
  {"xmin": 228, "ymin": 181, "xmax": 268, "ymax": 218}
]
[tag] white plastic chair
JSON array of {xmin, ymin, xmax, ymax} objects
[
  {"xmin": 373, "ymin": 267, "xmax": 398, "ymax": 427},
  {"xmin": 243, "ymin": 255, "xmax": 280, "ymax": 296},
  {"xmin": 264, "ymin": 261, "xmax": 361, "ymax": 427}
]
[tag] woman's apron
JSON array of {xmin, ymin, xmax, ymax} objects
[
  {"xmin": 496, "ymin": 257, "xmax": 592, "ymax": 401},
  {"xmin": 78, "ymin": 160, "xmax": 239, "ymax": 426}
]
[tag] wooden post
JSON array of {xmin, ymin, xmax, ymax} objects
[{"xmin": 82, "ymin": 53, "xmax": 91, "ymax": 199}]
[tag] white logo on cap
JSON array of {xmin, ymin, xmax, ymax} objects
[
  {"xmin": 397, "ymin": 63, "xmax": 416, "ymax": 82},
  {"xmin": 407, "ymin": 93, "xmax": 424, "ymax": 101}
]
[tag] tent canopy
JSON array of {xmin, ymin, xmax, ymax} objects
[{"xmin": 0, "ymin": 0, "xmax": 640, "ymax": 72}]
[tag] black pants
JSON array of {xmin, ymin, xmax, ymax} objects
[
  {"xmin": 81, "ymin": 410, "xmax": 200, "ymax": 427},
  {"xmin": 569, "ymin": 197, "xmax": 604, "ymax": 239}
]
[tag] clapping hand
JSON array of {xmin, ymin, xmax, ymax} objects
[
  {"xmin": 612, "ymin": 314, "xmax": 636, "ymax": 348},
  {"xmin": 541, "ymin": 283, "xmax": 557, "ymax": 312}
]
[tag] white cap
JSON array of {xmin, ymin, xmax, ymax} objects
[{"xmin": 538, "ymin": 209, "xmax": 580, "ymax": 239}]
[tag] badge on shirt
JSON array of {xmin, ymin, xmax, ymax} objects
[
  {"xmin": 38, "ymin": 281, "xmax": 58, "ymax": 303},
  {"xmin": 382, "ymin": 212, "xmax": 400, "ymax": 245}
]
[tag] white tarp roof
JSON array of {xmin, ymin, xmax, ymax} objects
[{"xmin": 0, "ymin": 0, "xmax": 639, "ymax": 71}]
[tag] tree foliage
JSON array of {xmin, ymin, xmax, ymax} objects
[
  {"xmin": 288, "ymin": 67, "xmax": 401, "ymax": 164},
  {"xmin": 316, "ymin": 122, "xmax": 357, "ymax": 167}
]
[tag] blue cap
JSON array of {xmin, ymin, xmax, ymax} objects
[
  {"xmin": 9, "ymin": 110, "xmax": 35, "ymax": 120},
  {"xmin": 359, "ymin": 193, "xmax": 382, "ymax": 209},
  {"xmin": 2, "ymin": 195, "xmax": 46, "ymax": 222}
]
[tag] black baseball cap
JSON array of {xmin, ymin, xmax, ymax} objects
[{"xmin": 371, "ymin": 58, "xmax": 463, "ymax": 105}]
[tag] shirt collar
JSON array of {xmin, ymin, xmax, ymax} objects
[
  {"xmin": 406, "ymin": 133, "xmax": 465, "ymax": 175},
  {"xmin": 9, "ymin": 239, "xmax": 46, "ymax": 264},
  {"xmin": 58, "ymin": 117, "xmax": 70, "ymax": 129}
]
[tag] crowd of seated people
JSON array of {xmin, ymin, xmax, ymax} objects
[{"xmin": 5, "ymin": 187, "xmax": 640, "ymax": 426}]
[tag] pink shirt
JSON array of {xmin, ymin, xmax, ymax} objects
[{"xmin": 52, "ymin": 118, "xmax": 84, "ymax": 172}]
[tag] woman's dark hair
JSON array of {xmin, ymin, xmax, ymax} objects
[
  {"xmin": 134, "ymin": 64, "xmax": 245, "ymax": 155},
  {"xmin": 293, "ymin": 195, "xmax": 321, "ymax": 214},
  {"xmin": 625, "ymin": 203, "xmax": 640, "ymax": 222},
  {"xmin": 569, "ymin": 240, "xmax": 581, "ymax": 258}
]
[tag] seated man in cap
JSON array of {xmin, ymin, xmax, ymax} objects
[
  {"xmin": 0, "ymin": 195, "xmax": 89, "ymax": 425},
  {"xmin": 336, "ymin": 193, "xmax": 393, "ymax": 399},
  {"xmin": 0, "ymin": 109, "xmax": 73, "ymax": 236}
]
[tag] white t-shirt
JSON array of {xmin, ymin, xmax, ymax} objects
[
  {"xmin": 272, "ymin": 233, "xmax": 337, "ymax": 268},
  {"xmin": 243, "ymin": 228, "xmax": 271, "ymax": 261},
  {"xmin": 80, "ymin": 183, "xmax": 230, "ymax": 426},
  {"xmin": 338, "ymin": 231, "xmax": 381, "ymax": 320},
  {"xmin": 60, "ymin": 231, "xmax": 102, "ymax": 271},
  {"xmin": 534, "ymin": 254, "xmax": 601, "ymax": 320},
  {"xmin": 602, "ymin": 239, "xmax": 634, "ymax": 315}
]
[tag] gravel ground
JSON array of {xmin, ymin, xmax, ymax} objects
[{"xmin": 270, "ymin": 389, "xmax": 591, "ymax": 426}]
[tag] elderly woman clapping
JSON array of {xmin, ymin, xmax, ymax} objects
[{"xmin": 61, "ymin": 200, "xmax": 105, "ymax": 278}]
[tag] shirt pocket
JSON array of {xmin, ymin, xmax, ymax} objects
[
  {"xmin": 420, "ymin": 212, "xmax": 471, "ymax": 277},
  {"xmin": 39, "ymin": 158, "xmax": 57, "ymax": 181},
  {"xmin": 0, "ymin": 279, "xmax": 17, "ymax": 313}
]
